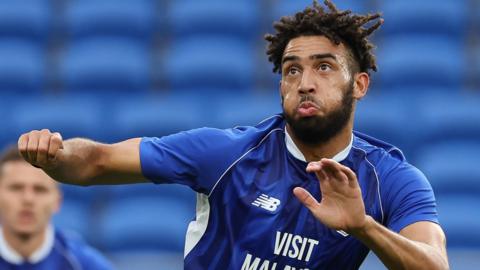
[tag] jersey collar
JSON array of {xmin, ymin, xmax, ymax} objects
[
  {"xmin": 285, "ymin": 127, "xmax": 353, "ymax": 163},
  {"xmin": 0, "ymin": 225, "xmax": 54, "ymax": 264}
]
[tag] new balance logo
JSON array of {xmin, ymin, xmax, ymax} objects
[{"xmin": 252, "ymin": 194, "xmax": 281, "ymax": 212}]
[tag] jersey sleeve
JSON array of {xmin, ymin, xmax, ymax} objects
[
  {"xmin": 140, "ymin": 127, "xmax": 254, "ymax": 194},
  {"xmin": 382, "ymin": 161, "xmax": 439, "ymax": 233}
]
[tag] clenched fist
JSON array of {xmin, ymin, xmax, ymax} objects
[{"xmin": 18, "ymin": 129, "xmax": 64, "ymax": 170}]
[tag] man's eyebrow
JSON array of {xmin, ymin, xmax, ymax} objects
[
  {"xmin": 282, "ymin": 55, "xmax": 300, "ymax": 64},
  {"xmin": 310, "ymin": 53, "xmax": 337, "ymax": 61},
  {"xmin": 282, "ymin": 53, "xmax": 338, "ymax": 65}
]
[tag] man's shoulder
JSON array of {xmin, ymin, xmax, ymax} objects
[
  {"xmin": 351, "ymin": 131, "xmax": 429, "ymax": 188},
  {"xmin": 351, "ymin": 131, "xmax": 414, "ymax": 176}
]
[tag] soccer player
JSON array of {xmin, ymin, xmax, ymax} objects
[
  {"xmin": 0, "ymin": 145, "xmax": 115, "ymax": 270},
  {"xmin": 17, "ymin": 1, "xmax": 449, "ymax": 269}
]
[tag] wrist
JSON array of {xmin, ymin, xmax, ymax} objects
[{"xmin": 350, "ymin": 215, "xmax": 376, "ymax": 238}]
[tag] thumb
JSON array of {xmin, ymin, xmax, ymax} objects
[
  {"xmin": 52, "ymin": 132, "xmax": 64, "ymax": 149},
  {"xmin": 293, "ymin": 187, "xmax": 319, "ymax": 211}
]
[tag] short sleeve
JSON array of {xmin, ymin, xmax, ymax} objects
[
  {"xmin": 382, "ymin": 163, "xmax": 439, "ymax": 233},
  {"xmin": 140, "ymin": 127, "xmax": 254, "ymax": 194},
  {"xmin": 79, "ymin": 246, "xmax": 115, "ymax": 270}
]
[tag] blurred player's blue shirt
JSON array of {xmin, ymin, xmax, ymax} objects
[
  {"xmin": 0, "ymin": 226, "xmax": 114, "ymax": 270},
  {"xmin": 140, "ymin": 114, "xmax": 438, "ymax": 270}
]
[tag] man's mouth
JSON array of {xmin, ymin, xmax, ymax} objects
[{"xmin": 297, "ymin": 101, "xmax": 320, "ymax": 117}]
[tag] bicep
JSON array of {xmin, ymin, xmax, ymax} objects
[
  {"xmin": 96, "ymin": 138, "xmax": 149, "ymax": 184},
  {"xmin": 400, "ymin": 221, "xmax": 448, "ymax": 258}
]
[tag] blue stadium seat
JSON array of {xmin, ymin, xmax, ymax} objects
[
  {"xmin": 376, "ymin": 36, "xmax": 466, "ymax": 90},
  {"xmin": 436, "ymin": 195, "xmax": 480, "ymax": 247},
  {"xmin": 108, "ymin": 94, "xmax": 206, "ymax": 140},
  {"xmin": 53, "ymin": 199, "xmax": 92, "ymax": 242},
  {"xmin": 209, "ymin": 92, "xmax": 281, "ymax": 128},
  {"xmin": 163, "ymin": 37, "xmax": 255, "ymax": 91},
  {"xmin": 63, "ymin": 0, "xmax": 156, "ymax": 40},
  {"xmin": 415, "ymin": 141, "xmax": 480, "ymax": 196},
  {"xmin": 0, "ymin": 40, "xmax": 45, "ymax": 92},
  {"xmin": 415, "ymin": 93, "xmax": 480, "ymax": 145},
  {"xmin": 379, "ymin": 0, "xmax": 468, "ymax": 39},
  {"xmin": 109, "ymin": 183, "xmax": 195, "ymax": 206},
  {"xmin": 59, "ymin": 38, "xmax": 150, "ymax": 92},
  {"xmin": 97, "ymin": 196, "xmax": 194, "ymax": 251},
  {"xmin": 272, "ymin": 0, "xmax": 371, "ymax": 21},
  {"xmin": 9, "ymin": 95, "xmax": 104, "ymax": 141},
  {"xmin": 0, "ymin": 0, "xmax": 51, "ymax": 41},
  {"xmin": 354, "ymin": 93, "xmax": 417, "ymax": 158},
  {"xmin": 167, "ymin": 0, "xmax": 260, "ymax": 40}
]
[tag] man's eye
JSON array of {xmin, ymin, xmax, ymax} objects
[
  {"xmin": 319, "ymin": 64, "xmax": 331, "ymax": 71},
  {"xmin": 287, "ymin": 67, "xmax": 300, "ymax": 75}
]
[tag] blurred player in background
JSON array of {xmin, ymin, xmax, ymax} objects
[
  {"xmin": 0, "ymin": 145, "xmax": 114, "ymax": 270},
  {"xmin": 17, "ymin": 0, "xmax": 449, "ymax": 269}
]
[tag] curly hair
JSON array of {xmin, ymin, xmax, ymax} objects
[{"xmin": 265, "ymin": 0, "xmax": 383, "ymax": 75}]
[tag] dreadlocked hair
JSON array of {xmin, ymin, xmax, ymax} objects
[{"xmin": 265, "ymin": 0, "xmax": 383, "ymax": 75}]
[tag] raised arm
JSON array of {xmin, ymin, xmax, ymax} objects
[
  {"xmin": 294, "ymin": 159, "xmax": 449, "ymax": 270},
  {"xmin": 18, "ymin": 129, "xmax": 148, "ymax": 186}
]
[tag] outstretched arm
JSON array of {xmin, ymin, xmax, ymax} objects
[
  {"xmin": 293, "ymin": 159, "xmax": 449, "ymax": 270},
  {"xmin": 18, "ymin": 129, "xmax": 148, "ymax": 186}
]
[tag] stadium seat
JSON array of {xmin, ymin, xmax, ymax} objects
[
  {"xmin": 167, "ymin": 0, "xmax": 260, "ymax": 40},
  {"xmin": 9, "ymin": 95, "xmax": 104, "ymax": 141},
  {"xmin": 97, "ymin": 196, "xmax": 194, "ymax": 251},
  {"xmin": 379, "ymin": 0, "xmax": 468, "ymax": 39},
  {"xmin": 0, "ymin": 40, "xmax": 45, "ymax": 92},
  {"xmin": 415, "ymin": 141, "xmax": 480, "ymax": 196},
  {"xmin": 63, "ymin": 0, "xmax": 156, "ymax": 40},
  {"xmin": 108, "ymin": 94, "xmax": 206, "ymax": 140},
  {"xmin": 376, "ymin": 36, "xmax": 466, "ymax": 90},
  {"xmin": 109, "ymin": 183, "xmax": 195, "ymax": 206},
  {"xmin": 163, "ymin": 36, "xmax": 255, "ymax": 92},
  {"xmin": 59, "ymin": 38, "xmax": 150, "ymax": 92},
  {"xmin": 272, "ymin": 0, "xmax": 372, "ymax": 21},
  {"xmin": 415, "ymin": 93, "xmax": 480, "ymax": 145},
  {"xmin": 53, "ymin": 199, "xmax": 92, "ymax": 242},
  {"xmin": 0, "ymin": 0, "xmax": 51, "ymax": 42},
  {"xmin": 209, "ymin": 92, "xmax": 281, "ymax": 128},
  {"xmin": 354, "ymin": 93, "xmax": 417, "ymax": 158},
  {"xmin": 436, "ymin": 195, "xmax": 480, "ymax": 247}
]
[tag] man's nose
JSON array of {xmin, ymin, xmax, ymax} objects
[
  {"xmin": 21, "ymin": 189, "xmax": 35, "ymax": 203},
  {"xmin": 298, "ymin": 69, "xmax": 316, "ymax": 94}
]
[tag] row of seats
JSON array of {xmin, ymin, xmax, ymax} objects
[
  {"xmin": 1, "ymin": 90, "xmax": 478, "ymax": 156},
  {"xmin": 0, "ymin": 0, "xmax": 479, "ymax": 93},
  {"xmin": 1, "ymin": 0, "xmax": 477, "ymax": 41}
]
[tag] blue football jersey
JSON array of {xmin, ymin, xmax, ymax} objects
[
  {"xmin": 140, "ymin": 114, "xmax": 438, "ymax": 270},
  {"xmin": 0, "ymin": 226, "xmax": 114, "ymax": 270}
]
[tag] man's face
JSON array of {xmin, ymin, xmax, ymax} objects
[
  {"xmin": 280, "ymin": 35, "xmax": 357, "ymax": 145},
  {"xmin": 0, "ymin": 161, "xmax": 60, "ymax": 237}
]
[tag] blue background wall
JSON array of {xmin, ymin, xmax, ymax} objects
[{"xmin": 0, "ymin": 0, "xmax": 479, "ymax": 269}]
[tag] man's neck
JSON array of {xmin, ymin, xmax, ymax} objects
[
  {"xmin": 2, "ymin": 226, "xmax": 46, "ymax": 259},
  {"xmin": 286, "ymin": 121, "xmax": 353, "ymax": 162}
]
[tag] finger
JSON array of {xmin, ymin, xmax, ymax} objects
[
  {"xmin": 48, "ymin": 132, "xmax": 63, "ymax": 159},
  {"xmin": 26, "ymin": 131, "xmax": 40, "ymax": 163},
  {"xmin": 36, "ymin": 130, "xmax": 51, "ymax": 165},
  {"xmin": 340, "ymin": 166, "xmax": 360, "ymax": 188},
  {"xmin": 293, "ymin": 187, "xmax": 319, "ymax": 211},
  {"xmin": 320, "ymin": 159, "xmax": 348, "ymax": 182},
  {"xmin": 18, "ymin": 133, "xmax": 29, "ymax": 161},
  {"xmin": 306, "ymin": 162, "xmax": 329, "ymax": 182}
]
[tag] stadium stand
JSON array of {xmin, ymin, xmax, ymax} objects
[{"xmin": 0, "ymin": 0, "xmax": 479, "ymax": 269}]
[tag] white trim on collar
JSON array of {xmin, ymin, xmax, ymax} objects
[
  {"xmin": 0, "ymin": 225, "xmax": 54, "ymax": 264},
  {"xmin": 285, "ymin": 127, "xmax": 353, "ymax": 162}
]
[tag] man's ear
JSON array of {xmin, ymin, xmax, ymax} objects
[{"xmin": 353, "ymin": 72, "xmax": 369, "ymax": 100}]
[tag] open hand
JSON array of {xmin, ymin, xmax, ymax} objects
[{"xmin": 293, "ymin": 158, "xmax": 368, "ymax": 234}]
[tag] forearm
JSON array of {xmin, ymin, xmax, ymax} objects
[
  {"xmin": 352, "ymin": 216, "xmax": 448, "ymax": 270},
  {"xmin": 44, "ymin": 138, "xmax": 104, "ymax": 186}
]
